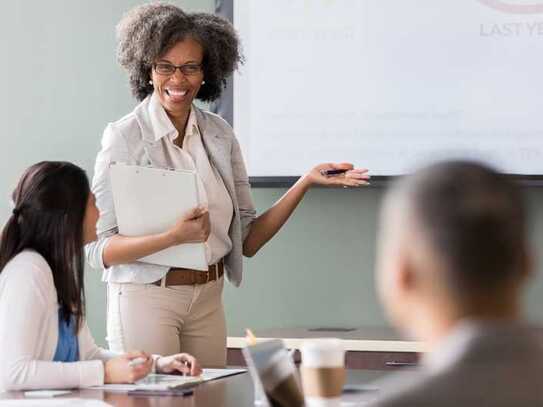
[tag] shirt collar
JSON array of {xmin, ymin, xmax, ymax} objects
[
  {"xmin": 146, "ymin": 91, "xmax": 178, "ymax": 142},
  {"xmin": 179, "ymin": 106, "xmax": 201, "ymax": 150},
  {"xmin": 422, "ymin": 318, "xmax": 527, "ymax": 374},
  {"xmin": 185, "ymin": 106, "xmax": 200, "ymax": 138},
  {"xmin": 147, "ymin": 92, "xmax": 200, "ymax": 144},
  {"xmin": 422, "ymin": 320, "xmax": 479, "ymax": 374}
]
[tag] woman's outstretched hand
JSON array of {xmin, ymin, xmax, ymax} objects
[
  {"xmin": 304, "ymin": 163, "xmax": 370, "ymax": 187},
  {"xmin": 241, "ymin": 162, "xmax": 369, "ymax": 257}
]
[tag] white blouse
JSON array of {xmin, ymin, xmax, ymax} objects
[
  {"xmin": 0, "ymin": 250, "xmax": 117, "ymax": 390},
  {"xmin": 181, "ymin": 107, "xmax": 234, "ymax": 265}
]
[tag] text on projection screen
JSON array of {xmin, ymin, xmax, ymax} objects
[{"xmin": 233, "ymin": 0, "xmax": 543, "ymax": 177}]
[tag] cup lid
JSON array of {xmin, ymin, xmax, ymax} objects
[{"xmin": 301, "ymin": 338, "xmax": 345, "ymax": 368}]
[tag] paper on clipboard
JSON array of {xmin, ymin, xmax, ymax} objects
[{"xmin": 109, "ymin": 162, "xmax": 208, "ymax": 270}]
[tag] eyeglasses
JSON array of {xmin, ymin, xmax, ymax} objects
[{"xmin": 153, "ymin": 62, "xmax": 203, "ymax": 76}]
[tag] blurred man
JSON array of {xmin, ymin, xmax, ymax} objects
[{"xmin": 369, "ymin": 161, "xmax": 543, "ymax": 406}]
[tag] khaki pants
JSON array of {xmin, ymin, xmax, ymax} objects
[{"xmin": 106, "ymin": 277, "xmax": 226, "ymax": 367}]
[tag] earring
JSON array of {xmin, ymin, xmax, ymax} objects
[
  {"xmin": 201, "ymin": 80, "xmax": 206, "ymax": 85},
  {"xmin": 149, "ymin": 80, "xmax": 153, "ymax": 85}
]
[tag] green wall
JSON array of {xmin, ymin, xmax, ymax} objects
[
  {"xmin": 1, "ymin": 1, "xmax": 542, "ymax": 348},
  {"xmin": 225, "ymin": 187, "xmax": 543, "ymax": 335}
]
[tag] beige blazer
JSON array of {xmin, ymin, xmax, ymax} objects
[{"xmin": 85, "ymin": 93, "xmax": 256, "ymax": 286}]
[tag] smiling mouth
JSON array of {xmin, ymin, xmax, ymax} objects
[{"xmin": 165, "ymin": 89, "xmax": 188, "ymax": 98}]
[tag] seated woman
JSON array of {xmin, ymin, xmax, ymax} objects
[{"xmin": 0, "ymin": 161, "xmax": 202, "ymax": 390}]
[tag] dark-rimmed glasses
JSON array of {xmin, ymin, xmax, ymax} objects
[{"xmin": 153, "ymin": 62, "xmax": 202, "ymax": 76}]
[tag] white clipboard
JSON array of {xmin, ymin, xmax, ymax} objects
[{"xmin": 109, "ymin": 162, "xmax": 208, "ymax": 270}]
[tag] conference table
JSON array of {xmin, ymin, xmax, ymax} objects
[
  {"xmin": 228, "ymin": 327, "xmax": 423, "ymax": 370},
  {"xmin": 0, "ymin": 369, "xmax": 392, "ymax": 406}
]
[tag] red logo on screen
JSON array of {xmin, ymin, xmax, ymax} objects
[{"xmin": 477, "ymin": 0, "xmax": 543, "ymax": 14}]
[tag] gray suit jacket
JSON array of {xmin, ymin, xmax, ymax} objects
[
  {"xmin": 368, "ymin": 321, "xmax": 543, "ymax": 407},
  {"xmin": 86, "ymin": 93, "xmax": 256, "ymax": 286}
]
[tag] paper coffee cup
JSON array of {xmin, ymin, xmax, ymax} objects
[{"xmin": 300, "ymin": 339, "xmax": 346, "ymax": 407}]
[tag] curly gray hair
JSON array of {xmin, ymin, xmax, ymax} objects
[{"xmin": 116, "ymin": 3, "xmax": 242, "ymax": 102}]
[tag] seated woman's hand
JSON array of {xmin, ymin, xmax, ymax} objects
[
  {"xmin": 305, "ymin": 163, "xmax": 370, "ymax": 187},
  {"xmin": 156, "ymin": 353, "xmax": 202, "ymax": 376},
  {"xmin": 104, "ymin": 351, "xmax": 153, "ymax": 384}
]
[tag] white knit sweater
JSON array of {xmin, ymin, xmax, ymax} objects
[{"xmin": 0, "ymin": 250, "xmax": 117, "ymax": 390}]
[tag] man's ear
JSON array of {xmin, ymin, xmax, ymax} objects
[{"xmin": 395, "ymin": 246, "xmax": 417, "ymax": 296}]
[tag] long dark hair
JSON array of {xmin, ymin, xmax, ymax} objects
[{"xmin": 0, "ymin": 161, "xmax": 90, "ymax": 332}]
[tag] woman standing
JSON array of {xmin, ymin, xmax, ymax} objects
[{"xmin": 86, "ymin": 4, "xmax": 369, "ymax": 367}]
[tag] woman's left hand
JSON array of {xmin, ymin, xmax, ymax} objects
[
  {"xmin": 156, "ymin": 353, "xmax": 202, "ymax": 376},
  {"xmin": 304, "ymin": 163, "xmax": 370, "ymax": 187}
]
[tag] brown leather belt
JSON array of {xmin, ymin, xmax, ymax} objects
[{"xmin": 152, "ymin": 261, "xmax": 224, "ymax": 287}]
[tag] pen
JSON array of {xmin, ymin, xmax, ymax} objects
[
  {"xmin": 320, "ymin": 169, "xmax": 348, "ymax": 176},
  {"xmin": 182, "ymin": 360, "xmax": 190, "ymax": 376}
]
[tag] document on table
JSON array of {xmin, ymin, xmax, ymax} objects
[
  {"xmin": 92, "ymin": 368, "xmax": 247, "ymax": 392},
  {"xmin": 109, "ymin": 163, "xmax": 208, "ymax": 270},
  {"xmin": 0, "ymin": 400, "xmax": 111, "ymax": 406}
]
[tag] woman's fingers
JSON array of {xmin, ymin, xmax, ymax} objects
[
  {"xmin": 175, "ymin": 354, "xmax": 202, "ymax": 376},
  {"xmin": 181, "ymin": 354, "xmax": 202, "ymax": 376},
  {"xmin": 329, "ymin": 175, "xmax": 369, "ymax": 187},
  {"xmin": 310, "ymin": 163, "xmax": 370, "ymax": 187},
  {"xmin": 346, "ymin": 168, "xmax": 369, "ymax": 176},
  {"xmin": 159, "ymin": 353, "xmax": 202, "ymax": 376},
  {"xmin": 315, "ymin": 162, "xmax": 352, "ymax": 172},
  {"xmin": 132, "ymin": 359, "xmax": 153, "ymax": 380},
  {"xmin": 321, "ymin": 167, "xmax": 370, "ymax": 187},
  {"xmin": 104, "ymin": 352, "xmax": 153, "ymax": 384},
  {"xmin": 170, "ymin": 360, "xmax": 190, "ymax": 375},
  {"xmin": 329, "ymin": 162, "xmax": 354, "ymax": 170},
  {"xmin": 345, "ymin": 171, "xmax": 371, "ymax": 185},
  {"xmin": 183, "ymin": 205, "xmax": 208, "ymax": 221},
  {"xmin": 346, "ymin": 171, "xmax": 370, "ymax": 180},
  {"xmin": 124, "ymin": 351, "xmax": 152, "ymax": 381}
]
